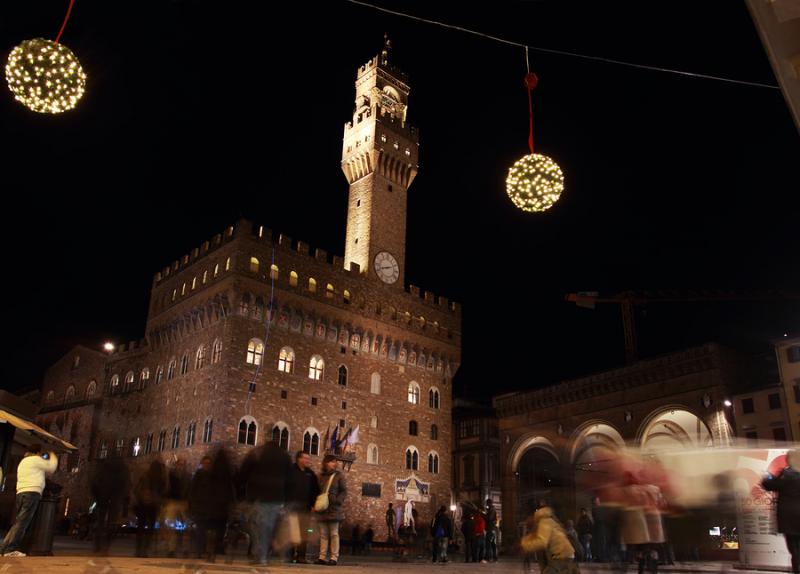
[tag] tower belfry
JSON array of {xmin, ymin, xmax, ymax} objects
[{"xmin": 342, "ymin": 37, "xmax": 419, "ymax": 288}]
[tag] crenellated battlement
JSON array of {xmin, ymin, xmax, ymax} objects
[
  {"xmin": 343, "ymin": 107, "xmax": 419, "ymax": 141},
  {"xmin": 357, "ymin": 55, "xmax": 409, "ymax": 86}
]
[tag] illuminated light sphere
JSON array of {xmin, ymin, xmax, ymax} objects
[
  {"xmin": 5, "ymin": 38, "xmax": 86, "ymax": 113},
  {"xmin": 506, "ymin": 153, "xmax": 565, "ymax": 212}
]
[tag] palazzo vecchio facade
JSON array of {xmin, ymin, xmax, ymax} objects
[{"xmin": 36, "ymin": 45, "xmax": 461, "ymax": 529}]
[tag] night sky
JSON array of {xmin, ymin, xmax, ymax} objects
[{"xmin": 2, "ymin": 1, "xmax": 798, "ymax": 401}]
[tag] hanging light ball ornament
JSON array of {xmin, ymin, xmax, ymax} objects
[
  {"xmin": 506, "ymin": 153, "xmax": 565, "ymax": 212},
  {"xmin": 5, "ymin": 38, "xmax": 86, "ymax": 113}
]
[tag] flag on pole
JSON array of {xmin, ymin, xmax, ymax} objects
[
  {"xmin": 322, "ymin": 426, "xmax": 330, "ymax": 451},
  {"xmin": 349, "ymin": 425, "xmax": 360, "ymax": 446},
  {"xmin": 330, "ymin": 425, "xmax": 338, "ymax": 451},
  {"xmin": 338, "ymin": 427, "xmax": 352, "ymax": 449}
]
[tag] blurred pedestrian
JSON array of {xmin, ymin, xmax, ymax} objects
[
  {"xmin": 189, "ymin": 450, "xmax": 236, "ymax": 562},
  {"xmin": 521, "ymin": 504, "xmax": 580, "ymax": 574},
  {"xmin": 431, "ymin": 505, "xmax": 452, "ymax": 563},
  {"xmin": 90, "ymin": 453, "xmax": 131, "ymax": 556},
  {"xmin": 134, "ymin": 459, "xmax": 166, "ymax": 557},
  {"xmin": 762, "ymin": 450, "xmax": 800, "ymax": 574},
  {"xmin": 486, "ymin": 498, "xmax": 499, "ymax": 562},
  {"xmin": 287, "ymin": 450, "xmax": 320, "ymax": 563}
]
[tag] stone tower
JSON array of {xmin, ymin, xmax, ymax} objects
[{"xmin": 342, "ymin": 37, "xmax": 419, "ymax": 288}]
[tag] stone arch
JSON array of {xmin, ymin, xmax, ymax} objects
[
  {"xmin": 509, "ymin": 434, "xmax": 559, "ymax": 474},
  {"xmin": 569, "ymin": 420, "xmax": 625, "ymax": 464},
  {"xmin": 637, "ymin": 405, "xmax": 714, "ymax": 451}
]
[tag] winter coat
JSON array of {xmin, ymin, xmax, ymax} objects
[
  {"xmin": 485, "ymin": 505, "xmax": 498, "ymax": 531},
  {"xmin": 316, "ymin": 469, "xmax": 346, "ymax": 522},
  {"xmin": 521, "ymin": 506, "xmax": 575, "ymax": 560},
  {"xmin": 432, "ymin": 513, "xmax": 453, "ymax": 539},
  {"xmin": 473, "ymin": 513, "xmax": 486, "ymax": 536},
  {"xmin": 288, "ymin": 464, "xmax": 321, "ymax": 511},
  {"xmin": 763, "ymin": 465, "xmax": 800, "ymax": 535}
]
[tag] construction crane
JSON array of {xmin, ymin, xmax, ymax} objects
[{"xmin": 565, "ymin": 290, "xmax": 800, "ymax": 365}]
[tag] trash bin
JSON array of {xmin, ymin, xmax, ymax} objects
[{"xmin": 25, "ymin": 481, "xmax": 61, "ymax": 556}]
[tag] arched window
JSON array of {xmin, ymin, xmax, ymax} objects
[
  {"xmin": 195, "ymin": 345, "xmax": 206, "ymax": 369},
  {"xmin": 343, "ymin": 290, "xmax": 351, "ymax": 304},
  {"xmin": 431, "ymin": 424, "xmax": 439, "ymax": 440},
  {"xmin": 238, "ymin": 417, "xmax": 257, "ymax": 446},
  {"xmin": 202, "ymin": 418, "xmax": 213, "ymax": 443},
  {"xmin": 213, "ymin": 263, "xmax": 220, "ymax": 277},
  {"xmin": 181, "ymin": 283, "xmax": 187, "ymax": 296},
  {"xmin": 172, "ymin": 288, "xmax": 177, "ymax": 302},
  {"xmin": 303, "ymin": 428, "xmax": 321, "ymax": 455},
  {"xmin": 240, "ymin": 293, "xmax": 251, "ymax": 316},
  {"xmin": 250, "ymin": 257, "xmax": 260, "ymax": 273},
  {"xmin": 405, "ymin": 446, "xmax": 419, "ymax": 470},
  {"xmin": 186, "ymin": 422, "xmax": 196, "ymax": 447},
  {"xmin": 253, "ymin": 297, "xmax": 264, "ymax": 320},
  {"xmin": 212, "ymin": 339, "xmax": 223, "ymax": 364},
  {"xmin": 246, "ymin": 339, "xmax": 264, "ymax": 365},
  {"xmin": 337, "ymin": 365, "xmax": 348, "ymax": 386},
  {"xmin": 308, "ymin": 278, "xmax": 317, "ymax": 293},
  {"xmin": 278, "ymin": 347, "xmax": 295, "ymax": 373},
  {"xmin": 86, "ymin": 380, "xmax": 97, "ymax": 399},
  {"xmin": 370, "ymin": 373, "xmax": 381, "ymax": 395},
  {"xmin": 326, "ymin": 284, "xmax": 335, "ymax": 299},
  {"xmin": 167, "ymin": 359, "xmax": 176, "ymax": 380},
  {"xmin": 225, "ymin": 257, "xmax": 231, "ymax": 271},
  {"xmin": 370, "ymin": 415, "xmax": 378, "ymax": 428},
  {"xmin": 202, "ymin": 270, "xmax": 208, "ymax": 284},
  {"xmin": 367, "ymin": 443, "xmax": 379, "ymax": 465},
  {"xmin": 409, "ymin": 420, "xmax": 418, "ymax": 436},
  {"xmin": 191, "ymin": 277, "xmax": 197, "ymax": 290},
  {"xmin": 270, "ymin": 264, "xmax": 279, "ymax": 279},
  {"xmin": 145, "ymin": 433, "xmax": 153, "ymax": 454},
  {"xmin": 429, "ymin": 387, "xmax": 440, "ymax": 409},
  {"xmin": 98, "ymin": 440, "xmax": 108, "ymax": 459},
  {"xmin": 157, "ymin": 430, "xmax": 166, "ymax": 451},
  {"xmin": 407, "ymin": 382, "xmax": 420, "ymax": 404},
  {"xmin": 65, "ymin": 385, "xmax": 76, "ymax": 402},
  {"xmin": 180, "ymin": 354, "xmax": 189, "ymax": 375},
  {"xmin": 124, "ymin": 371, "xmax": 135, "ymax": 392},
  {"xmin": 155, "ymin": 366, "xmax": 164, "ymax": 385},
  {"xmin": 428, "ymin": 451, "xmax": 440, "ymax": 474},
  {"xmin": 272, "ymin": 423, "xmax": 289, "ymax": 450},
  {"xmin": 171, "ymin": 426, "xmax": 181, "ymax": 449},
  {"xmin": 140, "ymin": 368, "xmax": 150, "ymax": 389},
  {"xmin": 290, "ymin": 271, "xmax": 298, "ymax": 287},
  {"xmin": 110, "ymin": 375, "xmax": 120, "ymax": 394},
  {"xmin": 309, "ymin": 355, "xmax": 325, "ymax": 380}
]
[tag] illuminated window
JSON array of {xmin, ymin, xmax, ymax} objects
[
  {"xmin": 98, "ymin": 440, "xmax": 108, "ymax": 459},
  {"xmin": 278, "ymin": 347, "xmax": 295, "ymax": 373},
  {"xmin": 326, "ymin": 284, "xmax": 335, "ymax": 299},
  {"xmin": 191, "ymin": 277, "xmax": 197, "ymax": 290},
  {"xmin": 124, "ymin": 371, "xmax": 134, "ymax": 392},
  {"xmin": 213, "ymin": 263, "xmax": 220, "ymax": 277},
  {"xmin": 171, "ymin": 289, "xmax": 177, "ymax": 301},
  {"xmin": 181, "ymin": 283, "xmax": 186, "ymax": 296},
  {"xmin": 343, "ymin": 290, "xmax": 351, "ymax": 304},
  {"xmin": 308, "ymin": 278, "xmax": 317, "ymax": 293},
  {"xmin": 212, "ymin": 339, "xmax": 222, "ymax": 364},
  {"xmin": 225, "ymin": 257, "xmax": 231, "ymax": 271},
  {"xmin": 270, "ymin": 264, "xmax": 279, "ymax": 279},
  {"xmin": 195, "ymin": 346, "xmax": 206, "ymax": 369},
  {"xmin": 155, "ymin": 366, "xmax": 163, "ymax": 385},
  {"xmin": 309, "ymin": 355, "xmax": 325, "ymax": 380},
  {"xmin": 246, "ymin": 339, "xmax": 264, "ymax": 365},
  {"xmin": 86, "ymin": 380, "xmax": 97, "ymax": 399},
  {"xmin": 408, "ymin": 382, "xmax": 420, "ymax": 404},
  {"xmin": 250, "ymin": 257, "xmax": 260, "ymax": 273},
  {"xmin": 290, "ymin": 271, "xmax": 298, "ymax": 287},
  {"xmin": 109, "ymin": 375, "xmax": 119, "ymax": 394},
  {"xmin": 139, "ymin": 369, "xmax": 150, "ymax": 389},
  {"xmin": 202, "ymin": 270, "xmax": 208, "ymax": 284}
]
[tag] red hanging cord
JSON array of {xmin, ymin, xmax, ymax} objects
[
  {"xmin": 525, "ymin": 72, "xmax": 538, "ymax": 155},
  {"xmin": 54, "ymin": 0, "xmax": 76, "ymax": 44}
]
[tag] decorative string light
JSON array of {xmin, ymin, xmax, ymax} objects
[
  {"xmin": 5, "ymin": 0, "xmax": 86, "ymax": 114},
  {"xmin": 506, "ymin": 48, "xmax": 564, "ymax": 213}
]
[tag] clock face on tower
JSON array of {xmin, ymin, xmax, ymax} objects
[{"xmin": 373, "ymin": 251, "xmax": 399, "ymax": 284}]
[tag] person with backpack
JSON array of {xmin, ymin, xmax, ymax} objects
[
  {"xmin": 431, "ymin": 506, "xmax": 452, "ymax": 563},
  {"xmin": 521, "ymin": 504, "xmax": 580, "ymax": 574}
]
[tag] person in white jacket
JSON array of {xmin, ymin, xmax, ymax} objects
[{"xmin": 1, "ymin": 444, "xmax": 58, "ymax": 557}]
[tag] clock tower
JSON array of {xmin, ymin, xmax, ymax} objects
[{"xmin": 342, "ymin": 37, "xmax": 419, "ymax": 287}]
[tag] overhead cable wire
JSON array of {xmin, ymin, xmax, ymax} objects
[{"xmin": 346, "ymin": 0, "xmax": 780, "ymax": 90}]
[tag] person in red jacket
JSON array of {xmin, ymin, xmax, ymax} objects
[{"xmin": 473, "ymin": 511, "xmax": 487, "ymax": 563}]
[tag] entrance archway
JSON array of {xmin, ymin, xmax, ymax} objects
[
  {"xmin": 639, "ymin": 407, "xmax": 713, "ymax": 452},
  {"xmin": 571, "ymin": 422, "xmax": 625, "ymax": 509},
  {"xmin": 515, "ymin": 446, "xmax": 564, "ymax": 523}
]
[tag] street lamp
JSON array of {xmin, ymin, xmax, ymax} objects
[{"xmin": 103, "ymin": 341, "xmax": 115, "ymax": 353}]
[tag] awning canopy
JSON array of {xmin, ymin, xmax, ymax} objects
[{"xmin": 0, "ymin": 409, "xmax": 77, "ymax": 452}]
